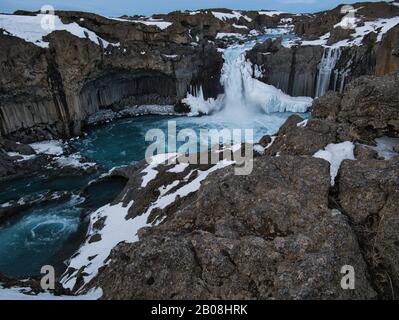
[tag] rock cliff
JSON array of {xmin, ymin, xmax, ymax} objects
[
  {"xmin": 246, "ymin": 2, "xmax": 399, "ymax": 97},
  {"xmin": 0, "ymin": 9, "xmax": 294, "ymax": 142}
]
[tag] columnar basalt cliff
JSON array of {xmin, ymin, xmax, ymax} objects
[
  {"xmin": 246, "ymin": 39, "xmax": 324, "ymax": 97},
  {"xmin": 0, "ymin": 9, "xmax": 293, "ymax": 142},
  {"xmin": 246, "ymin": 2, "xmax": 399, "ymax": 97},
  {"xmin": 0, "ymin": 12, "xmax": 224, "ymax": 141}
]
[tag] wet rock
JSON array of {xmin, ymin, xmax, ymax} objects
[
  {"xmin": 174, "ymin": 101, "xmax": 190, "ymax": 114},
  {"xmin": 0, "ymin": 149, "xmax": 15, "ymax": 177},
  {"xmin": 0, "ymin": 139, "xmax": 36, "ymax": 155},
  {"xmin": 88, "ymin": 234, "xmax": 102, "ymax": 244}
]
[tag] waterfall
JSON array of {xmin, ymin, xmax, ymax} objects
[
  {"xmin": 315, "ymin": 47, "xmax": 341, "ymax": 98},
  {"xmin": 183, "ymin": 38, "xmax": 313, "ymax": 117}
]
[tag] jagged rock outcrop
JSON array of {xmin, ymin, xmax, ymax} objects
[
  {"xmin": 247, "ymin": 2, "xmax": 399, "ymax": 98},
  {"xmin": 0, "ymin": 11, "xmax": 226, "ymax": 141},
  {"xmin": 313, "ymin": 71, "xmax": 399, "ymax": 141},
  {"xmin": 337, "ymin": 159, "xmax": 399, "ymax": 298},
  {"xmin": 294, "ymin": 2, "xmax": 399, "ymax": 41},
  {"xmin": 89, "ymin": 155, "xmax": 376, "ymax": 299}
]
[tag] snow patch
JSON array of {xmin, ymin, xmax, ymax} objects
[
  {"xmin": 167, "ymin": 162, "xmax": 190, "ymax": 173},
  {"xmin": 109, "ymin": 17, "xmax": 172, "ymax": 30},
  {"xmin": 144, "ymin": 159, "xmax": 234, "ymax": 220},
  {"xmin": 296, "ymin": 119, "xmax": 309, "ymax": 127},
  {"xmin": 7, "ymin": 152, "xmax": 36, "ymax": 162},
  {"xmin": 313, "ymin": 141, "xmax": 355, "ymax": 185},
  {"xmin": 0, "ymin": 286, "xmax": 102, "ymax": 300},
  {"xmin": 233, "ymin": 23, "xmax": 248, "ymax": 29},
  {"xmin": 61, "ymin": 201, "xmax": 137, "ymax": 292},
  {"xmin": 141, "ymin": 153, "xmax": 179, "ymax": 188},
  {"xmin": 259, "ymin": 11, "xmax": 286, "ymax": 17},
  {"xmin": 0, "ymin": 14, "xmax": 119, "ymax": 48},
  {"xmin": 131, "ymin": 19, "xmax": 172, "ymax": 30},
  {"xmin": 216, "ymin": 32, "xmax": 245, "ymax": 39},
  {"xmin": 211, "ymin": 11, "xmax": 252, "ymax": 22}
]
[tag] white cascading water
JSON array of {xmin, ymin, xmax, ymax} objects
[
  {"xmin": 184, "ymin": 38, "xmax": 313, "ymax": 119},
  {"xmin": 315, "ymin": 47, "xmax": 341, "ymax": 98}
]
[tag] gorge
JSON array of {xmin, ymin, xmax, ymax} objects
[{"xmin": 0, "ymin": 1, "xmax": 399, "ymax": 300}]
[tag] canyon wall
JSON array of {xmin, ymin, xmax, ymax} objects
[
  {"xmin": 0, "ymin": 11, "xmax": 233, "ymax": 142},
  {"xmin": 247, "ymin": 2, "xmax": 399, "ymax": 98}
]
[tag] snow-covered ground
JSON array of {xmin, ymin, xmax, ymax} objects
[
  {"xmin": 259, "ymin": 11, "xmax": 286, "ymax": 17},
  {"xmin": 109, "ymin": 17, "xmax": 172, "ymax": 30},
  {"xmin": 86, "ymin": 105, "xmax": 178, "ymax": 125},
  {"xmin": 0, "ymin": 285, "xmax": 102, "ymax": 300},
  {"xmin": 61, "ymin": 156, "xmax": 234, "ymax": 292},
  {"xmin": 283, "ymin": 16, "xmax": 399, "ymax": 48},
  {"xmin": 0, "ymin": 13, "xmax": 120, "ymax": 48},
  {"xmin": 211, "ymin": 11, "xmax": 252, "ymax": 22}
]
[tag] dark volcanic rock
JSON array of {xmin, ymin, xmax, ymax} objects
[
  {"xmin": 337, "ymin": 159, "xmax": 399, "ymax": 298},
  {"xmin": 294, "ymin": 2, "xmax": 399, "ymax": 41},
  {"xmin": 0, "ymin": 138, "xmax": 35, "ymax": 155},
  {"xmin": 0, "ymin": 12, "xmax": 225, "ymax": 141},
  {"xmin": 247, "ymin": 40, "xmax": 323, "ymax": 97},
  {"xmin": 354, "ymin": 144, "xmax": 378, "ymax": 160},
  {"xmin": 312, "ymin": 71, "xmax": 399, "ymax": 141},
  {"xmin": 91, "ymin": 156, "xmax": 375, "ymax": 299},
  {"xmin": 258, "ymin": 135, "xmax": 272, "ymax": 147},
  {"xmin": 312, "ymin": 92, "xmax": 342, "ymax": 120},
  {"xmin": 0, "ymin": 149, "xmax": 15, "ymax": 177},
  {"xmin": 266, "ymin": 115, "xmax": 342, "ymax": 156}
]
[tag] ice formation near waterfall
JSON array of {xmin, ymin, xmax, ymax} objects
[{"xmin": 183, "ymin": 40, "xmax": 313, "ymax": 117}]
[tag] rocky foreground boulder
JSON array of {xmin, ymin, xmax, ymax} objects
[
  {"xmin": 86, "ymin": 155, "xmax": 375, "ymax": 299},
  {"xmin": 313, "ymin": 72, "xmax": 399, "ymax": 141},
  {"xmin": 338, "ymin": 159, "xmax": 399, "ymax": 297}
]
